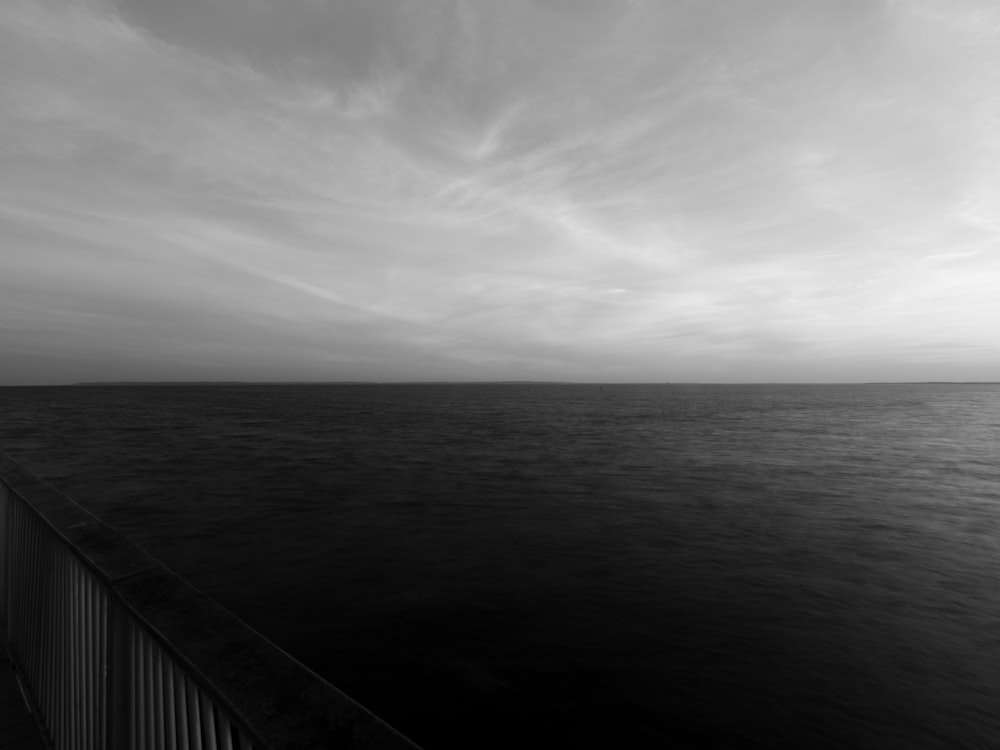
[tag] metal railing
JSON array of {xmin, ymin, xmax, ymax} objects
[{"xmin": 0, "ymin": 452, "xmax": 422, "ymax": 750}]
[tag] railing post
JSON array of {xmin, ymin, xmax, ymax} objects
[{"xmin": 107, "ymin": 598, "xmax": 132, "ymax": 750}]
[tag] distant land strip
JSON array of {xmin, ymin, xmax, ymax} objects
[
  {"xmin": 54, "ymin": 380, "xmax": 1000, "ymax": 387},
  {"xmin": 68, "ymin": 380, "xmax": 578, "ymax": 386}
]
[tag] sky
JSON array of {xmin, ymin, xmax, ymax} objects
[{"xmin": 2, "ymin": 0, "xmax": 1000, "ymax": 384}]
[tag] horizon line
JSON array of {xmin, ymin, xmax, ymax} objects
[{"xmin": 1, "ymin": 380, "xmax": 998, "ymax": 387}]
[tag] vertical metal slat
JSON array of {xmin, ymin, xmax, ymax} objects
[
  {"xmin": 171, "ymin": 661, "xmax": 189, "ymax": 750},
  {"xmin": 73, "ymin": 563, "xmax": 84, "ymax": 750},
  {"xmin": 163, "ymin": 649, "xmax": 177, "ymax": 750},
  {"xmin": 199, "ymin": 690, "xmax": 219, "ymax": 750},
  {"xmin": 152, "ymin": 641, "xmax": 165, "ymax": 750},
  {"xmin": 186, "ymin": 676, "xmax": 204, "ymax": 750},
  {"xmin": 133, "ymin": 624, "xmax": 143, "ymax": 750},
  {"xmin": 57, "ymin": 548, "xmax": 68, "ymax": 749}
]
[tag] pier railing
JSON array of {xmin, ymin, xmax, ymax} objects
[{"xmin": 0, "ymin": 452, "xmax": 422, "ymax": 750}]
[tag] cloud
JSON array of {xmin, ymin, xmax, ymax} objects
[{"xmin": 3, "ymin": 0, "xmax": 1000, "ymax": 383}]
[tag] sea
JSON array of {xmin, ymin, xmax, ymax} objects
[{"xmin": 0, "ymin": 382, "xmax": 998, "ymax": 749}]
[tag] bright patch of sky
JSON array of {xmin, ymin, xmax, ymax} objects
[{"xmin": 2, "ymin": 0, "xmax": 999, "ymax": 383}]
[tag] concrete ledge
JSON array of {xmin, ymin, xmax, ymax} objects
[
  {"xmin": 0, "ymin": 452, "xmax": 159, "ymax": 583},
  {"xmin": 115, "ymin": 568, "xmax": 420, "ymax": 749},
  {"xmin": 0, "ymin": 451, "xmax": 423, "ymax": 749}
]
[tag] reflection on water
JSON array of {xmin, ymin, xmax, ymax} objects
[{"xmin": 1, "ymin": 383, "xmax": 999, "ymax": 748}]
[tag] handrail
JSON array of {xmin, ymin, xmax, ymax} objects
[{"xmin": 0, "ymin": 451, "xmax": 423, "ymax": 750}]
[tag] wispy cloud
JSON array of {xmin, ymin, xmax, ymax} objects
[{"xmin": 2, "ymin": 0, "xmax": 999, "ymax": 383}]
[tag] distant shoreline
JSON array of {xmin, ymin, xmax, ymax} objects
[
  {"xmin": 67, "ymin": 380, "xmax": 581, "ymax": 386},
  {"xmin": 42, "ymin": 380, "xmax": 1000, "ymax": 387}
]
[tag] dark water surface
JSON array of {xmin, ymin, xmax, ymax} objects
[{"xmin": 1, "ymin": 383, "xmax": 999, "ymax": 748}]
